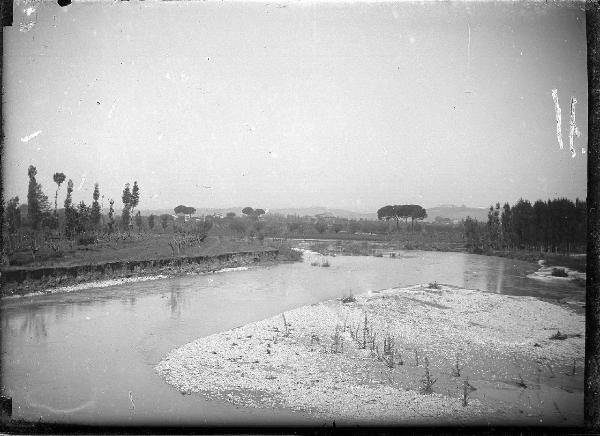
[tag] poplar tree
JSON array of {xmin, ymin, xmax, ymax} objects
[
  {"xmin": 64, "ymin": 179, "xmax": 77, "ymax": 237},
  {"xmin": 26, "ymin": 165, "xmax": 52, "ymax": 230},
  {"xmin": 107, "ymin": 199, "xmax": 115, "ymax": 233},
  {"xmin": 5, "ymin": 197, "xmax": 21, "ymax": 233},
  {"xmin": 27, "ymin": 166, "xmax": 40, "ymax": 229},
  {"xmin": 90, "ymin": 183, "xmax": 101, "ymax": 228},
  {"xmin": 52, "ymin": 172, "xmax": 66, "ymax": 215},
  {"xmin": 131, "ymin": 181, "xmax": 140, "ymax": 216},
  {"xmin": 135, "ymin": 211, "xmax": 142, "ymax": 231},
  {"xmin": 76, "ymin": 201, "xmax": 90, "ymax": 234},
  {"xmin": 121, "ymin": 183, "xmax": 132, "ymax": 229}
]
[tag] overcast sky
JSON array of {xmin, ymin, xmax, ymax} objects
[{"xmin": 3, "ymin": 1, "xmax": 588, "ymax": 213}]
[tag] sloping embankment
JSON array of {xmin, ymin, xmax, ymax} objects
[
  {"xmin": 156, "ymin": 284, "xmax": 584, "ymax": 425},
  {"xmin": 0, "ymin": 249, "xmax": 278, "ymax": 298}
]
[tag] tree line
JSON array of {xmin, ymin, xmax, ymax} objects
[
  {"xmin": 464, "ymin": 198, "xmax": 586, "ymax": 254},
  {"xmin": 3, "ymin": 165, "xmax": 142, "ymax": 239}
]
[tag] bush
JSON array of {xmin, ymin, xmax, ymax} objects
[
  {"xmin": 551, "ymin": 268, "xmax": 568, "ymax": 277},
  {"xmin": 419, "ymin": 357, "xmax": 437, "ymax": 394},
  {"xmin": 276, "ymin": 245, "xmax": 303, "ymax": 262},
  {"xmin": 550, "ymin": 330, "xmax": 568, "ymax": 340},
  {"xmin": 77, "ymin": 234, "xmax": 97, "ymax": 246},
  {"xmin": 314, "ymin": 221, "xmax": 328, "ymax": 234},
  {"xmin": 341, "ymin": 294, "xmax": 356, "ymax": 303}
]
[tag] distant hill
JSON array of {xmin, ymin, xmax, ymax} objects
[
  {"xmin": 139, "ymin": 207, "xmax": 243, "ymax": 217},
  {"xmin": 268, "ymin": 205, "xmax": 488, "ymax": 222},
  {"xmin": 424, "ymin": 205, "xmax": 489, "ymax": 222},
  {"xmin": 268, "ymin": 207, "xmax": 376, "ymax": 220},
  {"xmin": 139, "ymin": 207, "xmax": 377, "ymax": 219},
  {"xmin": 138, "ymin": 205, "xmax": 489, "ymax": 222}
]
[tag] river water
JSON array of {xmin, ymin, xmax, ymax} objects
[{"xmin": 0, "ymin": 250, "xmax": 584, "ymax": 425}]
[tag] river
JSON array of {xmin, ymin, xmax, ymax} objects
[{"xmin": 0, "ymin": 249, "xmax": 584, "ymax": 425}]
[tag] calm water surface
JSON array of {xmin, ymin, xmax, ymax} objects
[{"xmin": 1, "ymin": 250, "xmax": 584, "ymax": 425}]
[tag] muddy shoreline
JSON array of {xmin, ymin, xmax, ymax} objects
[{"xmin": 0, "ymin": 249, "xmax": 281, "ymax": 298}]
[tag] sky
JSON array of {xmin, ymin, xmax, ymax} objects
[{"xmin": 2, "ymin": 0, "xmax": 589, "ymax": 213}]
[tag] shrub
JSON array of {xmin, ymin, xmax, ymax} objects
[
  {"xmin": 331, "ymin": 325, "xmax": 343, "ymax": 353},
  {"xmin": 420, "ymin": 357, "xmax": 436, "ymax": 394},
  {"xmin": 428, "ymin": 281, "xmax": 440, "ymax": 289},
  {"xmin": 77, "ymin": 233, "xmax": 97, "ymax": 246},
  {"xmin": 550, "ymin": 330, "xmax": 568, "ymax": 340},
  {"xmin": 341, "ymin": 294, "xmax": 356, "ymax": 304},
  {"xmin": 276, "ymin": 245, "xmax": 302, "ymax": 262},
  {"xmin": 314, "ymin": 221, "xmax": 328, "ymax": 234},
  {"xmin": 516, "ymin": 374, "xmax": 527, "ymax": 389},
  {"xmin": 451, "ymin": 353, "xmax": 461, "ymax": 377}
]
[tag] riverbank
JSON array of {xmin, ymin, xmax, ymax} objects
[
  {"xmin": 5, "ymin": 234, "xmax": 275, "ymax": 268},
  {"xmin": 156, "ymin": 284, "xmax": 584, "ymax": 425},
  {"xmin": 0, "ymin": 245, "xmax": 301, "ymax": 298},
  {"xmin": 299, "ymin": 238, "xmax": 587, "ymax": 275},
  {"xmin": 300, "ymin": 238, "xmax": 463, "ymax": 257},
  {"xmin": 484, "ymin": 250, "xmax": 587, "ymax": 274}
]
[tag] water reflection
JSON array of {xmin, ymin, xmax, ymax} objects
[
  {"xmin": 20, "ymin": 311, "xmax": 47, "ymax": 339},
  {"xmin": 495, "ymin": 259, "xmax": 505, "ymax": 294},
  {"xmin": 120, "ymin": 295, "xmax": 137, "ymax": 308},
  {"xmin": 54, "ymin": 303, "xmax": 74, "ymax": 322},
  {"xmin": 168, "ymin": 281, "xmax": 185, "ymax": 319}
]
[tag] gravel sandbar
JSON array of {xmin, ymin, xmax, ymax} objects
[{"xmin": 156, "ymin": 284, "xmax": 584, "ymax": 425}]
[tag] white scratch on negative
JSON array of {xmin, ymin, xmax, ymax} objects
[
  {"xmin": 26, "ymin": 398, "xmax": 95, "ymax": 414},
  {"xmin": 19, "ymin": 4, "xmax": 37, "ymax": 32},
  {"xmin": 21, "ymin": 130, "xmax": 42, "ymax": 142},
  {"xmin": 569, "ymin": 97, "xmax": 580, "ymax": 158},
  {"xmin": 467, "ymin": 23, "xmax": 471, "ymax": 72},
  {"xmin": 77, "ymin": 174, "xmax": 87, "ymax": 191},
  {"xmin": 25, "ymin": 387, "xmax": 96, "ymax": 414},
  {"xmin": 108, "ymin": 99, "xmax": 118, "ymax": 119},
  {"xmin": 551, "ymin": 89, "xmax": 564, "ymax": 150}
]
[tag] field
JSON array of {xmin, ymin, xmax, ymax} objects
[
  {"xmin": 3, "ymin": 233, "xmax": 269, "ymax": 270},
  {"xmin": 0, "ymin": 232, "xmax": 302, "ymax": 298}
]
